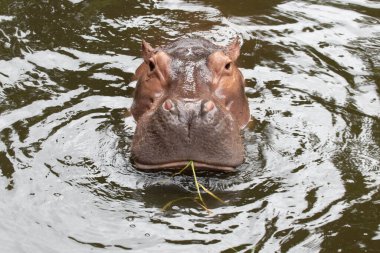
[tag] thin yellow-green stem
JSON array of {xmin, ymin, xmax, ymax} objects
[
  {"xmin": 171, "ymin": 160, "xmax": 192, "ymax": 177},
  {"xmin": 194, "ymin": 198, "xmax": 212, "ymax": 214},
  {"xmin": 231, "ymin": 247, "xmax": 239, "ymax": 253},
  {"xmin": 198, "ymin": 183, "xmax": 225, "ymax": 204},
  {"xmin": 164, "ymin": 160, "xmax": 226, "ymax": 213},
  {"xmin": 190, "ymin": 161, "xmax": 204, "ymax": 204},
  {"xmin": 162, "ymin": 197, "xmax": 195, "ymax": 211}
]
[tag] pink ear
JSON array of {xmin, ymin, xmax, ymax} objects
[
  {"xmin": 142, "ymin": 40, "xmax": 155, "ymax": 63},
  {"xmin": 226, "ymin": 37, "xmax": 241, "ymax": 62}
]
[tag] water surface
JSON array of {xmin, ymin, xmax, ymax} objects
[{"xmin": 0, "ymin": 0, "xmax": 379, "ymax": 252}]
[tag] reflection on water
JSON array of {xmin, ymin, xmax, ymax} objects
[{"xmin": 0, "ymin": 0, "xmax": 379, "ymax": 252}]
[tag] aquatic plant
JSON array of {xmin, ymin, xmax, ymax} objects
[{"xmin": 162, "ymin": 161, "xmax": 225, "ymax": 213}]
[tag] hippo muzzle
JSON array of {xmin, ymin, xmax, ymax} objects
[{"xmin": 130, "ymin": 38, "xmax": 250, "ymax": 172}]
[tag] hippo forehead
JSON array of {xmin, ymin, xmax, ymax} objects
[
  {"xmin": 161, "ymin": 38, "xmax": 222, "ymax": 95},
  {"xmin": 163, "ymin": 38, "xmax": 221, "ymax": 61}
]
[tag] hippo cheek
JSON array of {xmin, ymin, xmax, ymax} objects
[{"xmin": 131, "ymin": 99, "xmax": 245, "ymax": 171}]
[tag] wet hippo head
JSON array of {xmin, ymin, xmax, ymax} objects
[{"xmin": 130, "ymin": 37, "xmax": 250, "ymax": 172}]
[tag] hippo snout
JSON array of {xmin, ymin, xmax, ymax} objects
[
  {"xmin": 131, "ymin": 98, "xmax": 244, "ymax": 171},
  {"xmin": 160, "ymin": 98, "xmax": 218, "ymax": 125}
]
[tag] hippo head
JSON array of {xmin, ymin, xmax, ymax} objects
[{"xmin": 130, "ymin": 38, "xmax": 250, "ymax": 172}]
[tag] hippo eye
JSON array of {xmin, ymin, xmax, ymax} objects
[
  {"xmin": 225, "ymin": 62, "xmax": 231, "ymax": 70},
  {"xmin": 148, "ymin": 60, "xmax": 155, "ymax": 72}
]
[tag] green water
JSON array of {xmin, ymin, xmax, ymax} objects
[{"xmin": 0, "ymin": 0, "xmax": 379, "ymax": 252}]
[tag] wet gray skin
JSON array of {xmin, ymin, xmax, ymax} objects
[
  {"xmin": 0, "ymin": 0, "xmax": 380, "ymax": 253},
  {"xmin": 131, "ymin": 38, "xmax": 248, "ymax": 171}
]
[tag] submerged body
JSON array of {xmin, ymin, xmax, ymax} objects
[{"xmin": 131, "ymin": 38, "xmax": 250, "ymax": 171}]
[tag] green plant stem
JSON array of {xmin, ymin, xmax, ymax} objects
[
  {"xmin": 190, "ymin": 161, "xmax": 204, "ymax": 204},
  {"xmin": 171, "ymin": 160, "xmax": 192, "ymax": 177},
  {"xmin": 198, "ymin": 183, "xmax": 225, "ymax": 204},
  {"xmin": 162, "ymin": 197, "xmax": 195, "ymax": 211},
  {"xmin": 162, "ymin": 160, "xmax": 225, "ymax": 213}
]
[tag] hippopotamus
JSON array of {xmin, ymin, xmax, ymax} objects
[{"xmin": 130, "ymin": 37, "xmax": 250, "ymax": 172}]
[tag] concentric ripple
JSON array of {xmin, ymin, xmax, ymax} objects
[{"xmin": 0, "ymin": 0, "xmax": 379, "ymax": 252}]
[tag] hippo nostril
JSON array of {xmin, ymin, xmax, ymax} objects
[
  {"xmin": 163, "ymin": 99, "xmax": 175, "ymax": 111},
  {"xmin": 202, "ymin": 100, "xmax": 215, "ymax": 113}
]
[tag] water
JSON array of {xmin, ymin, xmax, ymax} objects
[{"xmin": 0, "ymin": 0, "xmax": 379, "ymax": 252}]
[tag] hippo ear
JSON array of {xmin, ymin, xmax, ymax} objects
[
  {"xmin": 142, "ymin": 40, "xmax": 155, "ymax": 63},
  {"xmin": 226, "ymin": 37, "xmax": 241, "ymax": 62}
]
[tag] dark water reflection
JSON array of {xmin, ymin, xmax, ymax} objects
[{"xmin": 0, "ymin": 0, "xmax": 379, "ymax": 252}]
